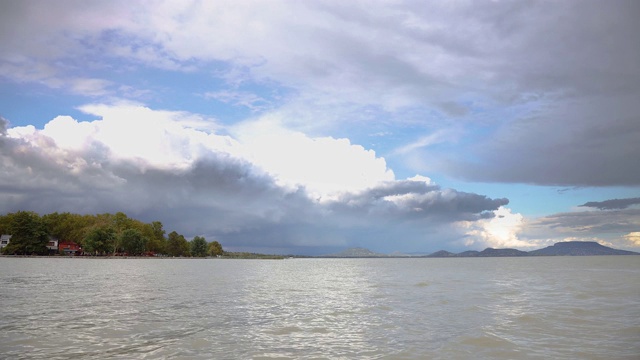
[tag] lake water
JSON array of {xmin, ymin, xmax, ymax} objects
[{"xmin": 0, "ymin": 256, "xmax": 638, "ymax": 359}]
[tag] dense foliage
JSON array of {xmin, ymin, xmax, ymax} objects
[
  {"xmin": 167, "ymin": 231, "xmax": 190, "ymax": 257},
  {"xmin": 190, "ymin": 236, "xmax": 208, "ymax": 257},
  {"xmin": 120, "ymin": 228, "xmax": 147, "ymax": 256},
  {"xmin": 84, "ymin": 226, "xmax": 116, "ymax": 255},
  {"xmin": 0, "ymin": 211, "xmax": 49, "ymax": 255},
  {"xmin": 208, "ymin": 241, "xmax": 224, "ymax": 257},
  {"xmin": 0, "ymin": 211, "xmax": 223, "ymax": 257}
]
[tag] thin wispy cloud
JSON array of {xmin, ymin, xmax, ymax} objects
[
  {"xmin": 579, "ymin": 198, "xmax": 640, "ymax": 210},
  {"xmin": 204, "ymin": 90, "xmax": 271, "ymax": 112}
]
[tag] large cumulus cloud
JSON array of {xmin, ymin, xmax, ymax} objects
[{"xmin": 0, "ymin": 106, "xmax": 509, "ymax": 254}]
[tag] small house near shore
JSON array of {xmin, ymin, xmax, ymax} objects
[
  {"xmin": 46, "ymin": 238, "xmax": 59, "ymax": 254},
  {"xmin": 1, "ymin": 234, "xmax": 84, "ymax": 255},
  {"xmin": 59, "ymin": 241, "xmax": 82, "ymax": 255},
  {"xmin": 0, "ymin": 235, "xmax": 11, "ymax": 250}
]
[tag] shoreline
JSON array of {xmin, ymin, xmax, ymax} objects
[
  {"xmin": 0, "ymin": 255, "xmax": 219, "ymax": 259},
  {"xmin": 1, "ymin": 254, "xmax": 638, "ymax": 260}
]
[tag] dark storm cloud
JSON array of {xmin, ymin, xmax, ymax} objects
[
  {"xmin": 313, "ymin": 1, "xmax": 640, "ymax": 186},
  {"xmin": 442, "ymin": 94, "xmax": 640, "ymax": 186},
  {"xmin": 313, "ymin": 2, "xmax": 639, "ymax": 102},
  {"xmin": 412, "ymin": 1, "xmax": 640, "ymax": 186},
  {"xmin": 526, "ymin": 209, "xmax": 640, "ymax": 237},
  {"xmin": 330, "ymin": 180, "xmax": 508, "ymax": 222},
  {"xmin": 0, "ymin": 128, "xmax": 508, "ymax": 254},
  {"xmin": 234, "ymin": 1, "xmax": 640, "ymax": 187},
  {"xmin": 579, "ymin": 197, "xmax": 640, "ymax": 210},
  {"xmin": 0, "ymin": 125, "xmax": 292, "ymax": 224}
]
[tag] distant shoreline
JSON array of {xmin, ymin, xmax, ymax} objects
[
  {"xmin": 0, "ymin": 255, "xmax": 196, "ymax": 259},
  {"xmin": 325, "ymin": 241, "xmax": 640, "ymax": 258},
  {"xmin": 0, "ymin": 254, "xmax": 286, "ymax": 260},
  {"xmin": 1, "ymin": 241, "xmax": 638, "ymax": 259},
  {"xmin": 2, "ymin": 254, "xmax": 639, "ymax": 260}
]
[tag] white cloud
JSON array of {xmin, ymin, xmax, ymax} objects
[
  {"xmin": 9, "ymin": 103, "xmax": 397, "ymax": 199},
  {"xmin": 68, "ymin": 78, "xmax": 113, "ymax": 96},
  {"xmin": 230, "ymin": 115, "xmax": 395, "ymax": 198},
  {"xmin": 35, "ymin": 103, "xmax": 232, "ymax": 171},
  {"xmin": 461, "ymin": 206, "xmax": 537, "ymax": 249},
  {"xmin": 623, "ymin": 232, "xmax": 640, "ymax": 247}
]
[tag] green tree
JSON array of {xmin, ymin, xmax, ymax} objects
[
  {"xmin": 42, "ymin": 212, "xmax": 93, "ymax": 245},
  {"xmin": 111, "ymin": 212, "xmax": 132, "ymax": 253},
  {"xmin": 1, "ymin": 211, "xmax": 49, "ymax": 255},
  {"xmin": 167, "ymin": 231, "xmax": 189, "ymax": 257},
  {"xmin": 84, "ymin": 226, "xmax": 116, "ymax": 255},
  {"xmin": 208, "ymin": 240, "xmax": 224, "ymax": 257},
  {"xmin": 87, "ymin": 212, "xmax": 134, "ymax": 253},
  {"xmin": 190, "ymin": 236, "xmax": 208, "ymax": 257},
  {"xmin": 112, "ymin": 212, "xmax": 133, "ymax": 234},
  {"xmin": 0, "ymin": 213, "xmax": 15, "ymax": 235},
  {"xmin": 120, "ymin": 228, "xmax": 147, "ymax": 256},
  {"xmin": 142, "ymin": 221, "xmax": 166, "ymax": 254}
]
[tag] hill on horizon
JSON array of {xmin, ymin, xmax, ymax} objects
[
  {"xmin": 325, "ymin": 247, "xmax": 387, "ymax": 257},
  {"xmin": 528, "ymin": 241, "xmax": 638, "ymax": 256},
  {"xmin": 327, "ymin": 241, "xmax": 639, "ymax": 258}
]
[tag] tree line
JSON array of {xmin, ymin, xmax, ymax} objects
[{"xmin": 0, "ymin": 211, "xmax": 224, "ymax": 257}]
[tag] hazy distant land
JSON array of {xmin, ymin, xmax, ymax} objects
[{"xmin": 324, "ymin": 241, "xmax": 639, "ymax": 258}]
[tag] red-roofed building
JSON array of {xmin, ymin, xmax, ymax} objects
[{"xmin": 59, "ymin": 241, "xmax": 82, "ymax": 255}]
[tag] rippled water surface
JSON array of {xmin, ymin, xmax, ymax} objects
[{"xmin": 1, "ymin": 256, "xmax": 639, "ymax": 359}]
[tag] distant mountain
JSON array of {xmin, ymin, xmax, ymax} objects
[
  {"xmin": 425, "ymin": 241, "xmax": 638, "ymax": 258},
  {"xmin": 323, "ymin": 241, "xmax": 638, "ymax": 258},
  {"xmin": 455, "ymin": 250, "xmax": 480, "ymax": 257},
  {"xmin": 425, "ymin": 250, "xmax": 455, "ymax": 258},
  {"xmin": 528, "ymin": 241, "xmax": 639, "ymax": 256},
  {"xmin": 326, "ymin": 247, "xmax": 387, "ymax": 257},
  {"xmin": 426, "ymin": 248, "xmax": 528, "ymax": 257}
]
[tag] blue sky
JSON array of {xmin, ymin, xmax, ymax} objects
[{"xmin": 1, "ymin": 1, "xmax": 639, "ymax": 254}]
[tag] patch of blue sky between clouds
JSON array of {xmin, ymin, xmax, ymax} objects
[
  {"xmin": 0, "ymin": 82, "xmax": 96, "ymax": 127},
  {"xmin": 437, "ymin": 178, "xmax": 640, "ymax": 217},
  {"xmin": 99, "ymin": 63, "xmax": 294, "ymax": 127}
]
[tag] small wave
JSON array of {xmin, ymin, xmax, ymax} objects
[{"xmin": 265, "ymin": 325, "xmax": 304, "ymax": 335}]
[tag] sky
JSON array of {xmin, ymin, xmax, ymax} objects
[{"xmin": 1, "ymin": 0, "xmax": 639, "ymax": 255}]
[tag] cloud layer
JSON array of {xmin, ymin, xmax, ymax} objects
[
  {"xmin": 517, "ymin": 196, "xmax": 640, "ymax": 250},
  {"xmin": 0, "ymin": 106, "xmax": 511, "ymax": 254},
  {"xmin": 1, "ymin": 1, "xmax": 638, "ymax": 253},
  {"xmin": 579, "ymin": 197, "xmax": 640, "ymax": 210},
  {"xmin": 2, "ymin": 1, "xmax": 639, "ymax": 186}
]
